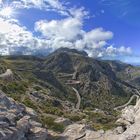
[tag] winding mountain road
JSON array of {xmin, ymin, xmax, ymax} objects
[
  {"xmin": 72, "ymin": 87, "xmax": 81, "ymax": 110},
  {"xmin": 61, "ymin": 69, "xmax": 140, "ymax": 112},
  {"xmin": 114, "ymin": 95, "xmax": 139, "ymax": 110},
  {"xmin": 0, "ymin": 69, "xmax": 13, "ymax": 78},
  {"xmin": 135, "ymin": 89, "xmax": 140, "ymax": 96}
]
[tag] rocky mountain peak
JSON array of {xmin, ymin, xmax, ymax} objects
[{"xmin": 52, "ymin": 47, "xmax": 88, "ymax": 57}]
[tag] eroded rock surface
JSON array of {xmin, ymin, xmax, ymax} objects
[{"xmin": 0, "ymin": 91, "xmax": 48, "ymax": 140}]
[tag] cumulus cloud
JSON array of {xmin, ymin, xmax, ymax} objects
[
  {"xmin": 10, "ymin": 0, "xmax": 63, "ymax": 9},
  {"xmin": 0, "ymin": 17, "xmax": 52, "ymax": 55},
  {"xmin": 0, "ymin": 18, "xmax": 32, "ymax": 45},
  {"xmin": 4, "ymin": 0, "xmax": 69, "ymax": 16},
  {"xmin": 20, "ymin": 0, "xmax": 65, "ymax": 11},
  {"xmin": 35, "ymin": 18, "xmax": 83, "ymax": 40},
  {"xmin": 35, "ymin": 12, "xmax": 131, "ymax": 58},
  {"xmin": 105, "ymin": 45, "xmax": 132, "ymax": 57},
  {"xmin": 84, "ymin": 28, "xmax": 113, "ymax": 42},
  {"xmin": 0, "ymin": 0, "xmax": 133, "ymax": 58}
]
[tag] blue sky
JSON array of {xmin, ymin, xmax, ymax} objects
[{"xmin": 0, "ymin": 0, "xmax": 140, "ymax": 64}]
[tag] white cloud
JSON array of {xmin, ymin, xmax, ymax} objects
[
  {"xmin": 84, "ymin": 28, "xmax": 113, "ymax": 42},
  {"xmin": 2, "ymin": 0, "xmax": 89, "ymax": 17},
  {"xmin": 118, "ymin": 46, "xmax": 132, "ymax": 54},
  {"xmin": 34, "ymin": 7, "xmax": 89, "ymax": 41},
  {"xmin": 69, "ymin": 7, "xmax": 89, "ymax": 19},
  {"xmin": 35, "ymin": 15, "xmax": 131, "ymax": 58},
  {"xmin": 0, "ymin": 0, "xmax": 2, "ymax": 4},
  {"xmin": 20, "ymin": 0, "xmax": 44, "ymax": 7},
  {"xmin": 21, "ymin": 0, "xmax": 64, "ymax": 10},
  {"xmin": 0, "ymin": 18, "xmax": 32, "ymax": 45},
  {"xmin": 11, "ymin": 0, "xmax": 62, "ymax": 9},
  {"xmin": 8, "ymin": 0, "xmax": 68, "ymax": 16},
  {"xmin": 35, "ymin": 18, "xmax": 83, "ymax": 41},
  {"xmin": 35, "ymin": 13, "xmax": 132, "ymax": 58},
  {"xmin": 0, "ymin": 18, "xmax": 50, "ymax": 55},
  {"xmin": 34, "ymin": 4, "xmax": 132, "ymax": 58},
  {"xmin": 44, "ymin": 0, "xmax": 63, "ymax": 9},
  {"xmin": 0, "ymin": 0, "xmax": 133, "ymax": 59},
  {"xmin": 106, "ymin": 45, "xmax": 132, "ymax": 57}
]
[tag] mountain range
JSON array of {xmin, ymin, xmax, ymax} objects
[{"xmin": 0, "ymin": 48, "xmax": 140, "ymax": 138}]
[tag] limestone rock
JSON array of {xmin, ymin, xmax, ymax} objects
[
  {"xmin": 25, "ymin": 107, "xmax": 37, "ymax": 118},
  {"xmin": 28, "ymin": 127, "xmax": 48, "ymax": 140},
  {"xmin": 60, "ymin": 123, "xmax": 86, "ymax": 140},
  {"xmin": 117, "ymin": 106, "xmax": 135, "ymax": 126},
  {"xmin": 54, "ymin": 117, "xmax": 71, "ymax": 126},
  {"xmin": 0, "ymin": 91, "xmax": 48, "ymax": 140}
]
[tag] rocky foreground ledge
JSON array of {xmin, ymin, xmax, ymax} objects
[
  {"xmin": 1, "ymin": 89, "xmax": 140, "ymax": 140},
  {"xmin": 0, "ymin": 91, "xmax": 48, "ymax": 140},
  {"xmin": 58, "ymin": 99, "xmax": 140, "ymax": 140}
]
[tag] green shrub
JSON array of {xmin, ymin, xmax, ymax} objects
[
  {"xmin": 40, "ymin": 116, "xmax": 65, "ymax": 132},
  {"xmin": 8, "ymin": 94, "xmax": 21, "ymax": 101},
  {"xmin": 1, "ymin": 81, "xmax": 28, "ymax": 94},
  {"xmin": 64, "ymin": 113, "xmax": 85, "ymax": 122},
  {"xmin": 34, "ymin": 85, "xmax": 42, "ymax": 91},
  {"xmin": 40, "ymin": 106, "xmax": 64, "ymax": 116},
  {"xmin": 85, "ymin": 111, "xmax": 118, "ymax": 131},
  {"xmin": 23, "ymin": 98, "xmax": 37, "ymax": 110}
]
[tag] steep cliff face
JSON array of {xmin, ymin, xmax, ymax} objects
[{"xmin": 0, "ymin": 91, "xmax": 48, "ymax": 140}]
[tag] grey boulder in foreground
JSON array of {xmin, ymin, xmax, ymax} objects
[{"xmin": 0, "ymin": 91, "xmax": 48, "ymax": 140}]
